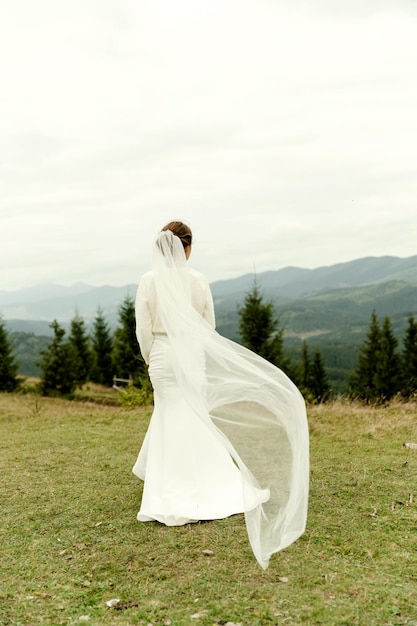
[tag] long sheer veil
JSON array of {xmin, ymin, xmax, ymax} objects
[{"xmin": 152, "ymin": 230, "xmax": 309, "ymax": 569}]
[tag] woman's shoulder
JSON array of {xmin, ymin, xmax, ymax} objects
[
  {"xmin": 140, "ymin": 270, "xmax": 154, "ymax": 282},
  {"xmin": 137, "ymin": 271, "xmax": 154, "ymax": 292},
  {"xmin": 188, "ymin": 267, "xmax": 209, "ymax": 285}
]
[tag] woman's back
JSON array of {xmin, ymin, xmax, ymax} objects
[{"xmin": 135, "ymin": 266, "xmax": 215, "ymax": 363}]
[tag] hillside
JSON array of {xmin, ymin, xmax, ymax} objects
[
  {"xmin": 279, "ymin": 280, "xmax": 417, "ymax": 338},
  {"xmin": 211, "ymin": 254, "xmax": 417, "ymax": 314},
  {"xmin": 214, "ymin": 279, "xmax": 417, "ymax": 343},
  {"xmin": 3, "ymin": 394, "xmax": 417, "ymax": 625},
  {"xmin": 3, "ymin": 255, "xmax": 417, "ymax": 392},
  {"xmin": 1, "ymin": 255, "xmax": 417, "ymax": 333}
]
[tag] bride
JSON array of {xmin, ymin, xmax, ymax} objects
[{"xmin": 132, "ymin": 221, "xmax": 309, "ymax": 569}]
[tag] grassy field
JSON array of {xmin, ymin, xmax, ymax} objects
[{"xmin": 1, "ymin": 390, "xmax": 417, "ymax": 626}]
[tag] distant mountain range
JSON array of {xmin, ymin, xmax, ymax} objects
[
  {"xmin": 212, "ymin": 255, "xmax": 417, "ymax": 342},
  {"xmin": 2, "ymin": 255, "xmax": 417, "ymax": 342},
  {"xmin": 1, "ymin": 283, "xmax": 138, "ymax": 335}
]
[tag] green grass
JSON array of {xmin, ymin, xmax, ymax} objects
[{"xmin": 2, "ymin": 393, "xmax": 417, "ymax": 625}]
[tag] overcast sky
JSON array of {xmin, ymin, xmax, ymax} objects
[{"xmin": 1, "ymin": 0, "xmax": 416, "ymax": 292}]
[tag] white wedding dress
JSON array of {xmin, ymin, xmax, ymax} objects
[
  {"xmin": 132, "ymin": 231, "xmax": 309, "ymax": 569},
  {"xmin": 132, "ymin": 336, "xmax": 269, "ymax": 525}
]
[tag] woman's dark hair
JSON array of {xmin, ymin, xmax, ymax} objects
[{"xmin": 161, "ymin": 221, "xmax": 192, "ymax": 249}]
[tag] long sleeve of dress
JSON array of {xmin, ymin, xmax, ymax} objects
[
  {"xmin": 135, "ymin": 276, "xmax": 153, "ymax": 365},
  {"xmin": 202, "ymin": 279, "xmax": 216, "ymax": 329}
]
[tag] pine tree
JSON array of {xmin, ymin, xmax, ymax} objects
[
  {"xmin": 0, "ymin": 315, "xmax": 19, "ymax": 391},
  {"xmin": 300, "ymin": 341, "xmax": 312, "ymax": 396},
  {"xmin": 349, "ymin": 310, "xmax": 381, "ymax": 402},
  {"xmin": 37, "ymin": 320, "xmax": 78, "ymax": 397},
  {"xmin": 298, "ymin": 341, "xmax": 330, "ymax": 402},
  {"xmin": 112, "ymin": 295, "xmax": 145, "ymax": 384},
  {"xmin": 373, "ymin": 315, "xmax": 400, "ymax": 401},
  {"xmin": 237, "ymin": 281, "xmax": 285, "ymax": 368},
  {"xmin": 68, "ymin": 312, "xmax": 91, "ymax": 387},
  {"xmin": 349, "ymin": 311, "xmax": 401, "ymax": 403},
  {"xmin": 310, "ymin": 350, "xmax": 331, "ymax": 403},
  {"xmin": 90, "ymin": 309, "xmax": 114, "ymax": 386},
  {"xmin": 401, "ymin": 315, "xmax": 417, "ymax": 399}
]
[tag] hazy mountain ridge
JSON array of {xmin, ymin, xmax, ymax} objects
[
  {"xmin": 211, "ymin": 254, "xmax": 417, "ymax": 303},
  {"xmin": 2, "ymin": 255, "xmax": 417, "ymax": 339},
  {"xmin": 0, "ymin": 282, "xmax": 94, "ymax": 305},
  {"xmin": 2, "ymin": 284, "xmax": 137, "ymax": 331}
]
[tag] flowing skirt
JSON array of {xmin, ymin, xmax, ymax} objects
[{"xmin": 132, "ymin": 336, "xmax": 269, "ymax": 525}]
